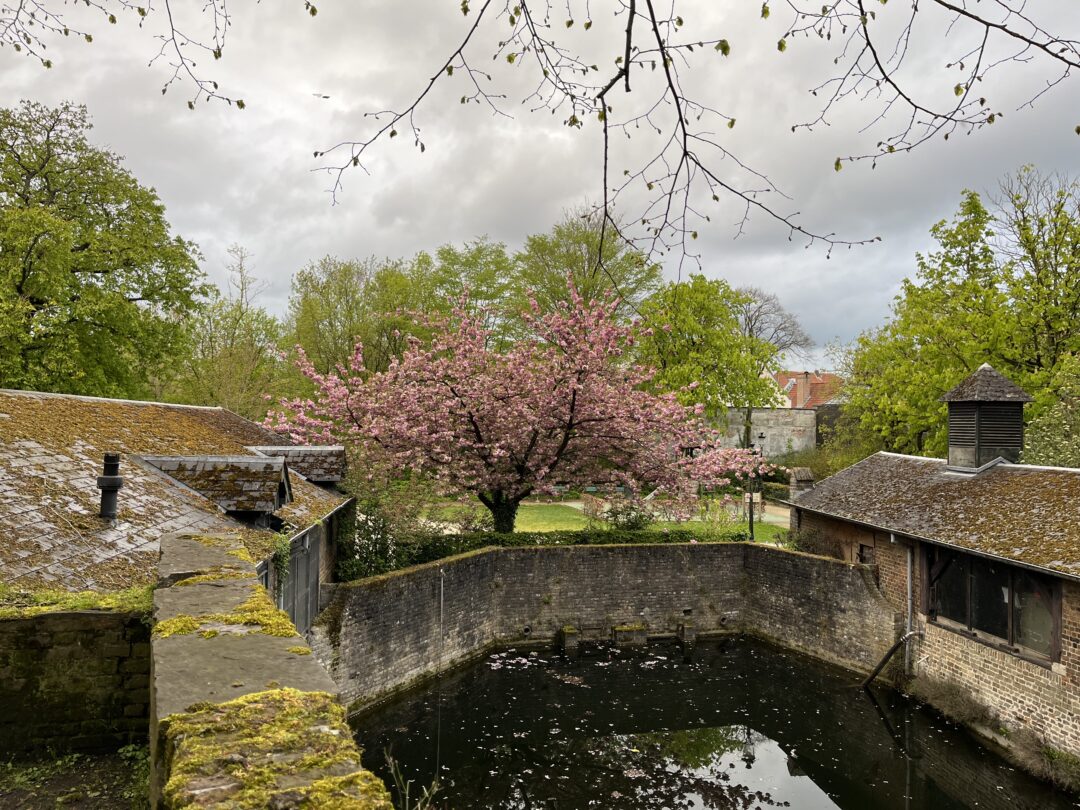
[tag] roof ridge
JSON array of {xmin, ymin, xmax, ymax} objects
[{"xmin": 0, "ymin": 388, "xmax": 226, "ymax": 412}]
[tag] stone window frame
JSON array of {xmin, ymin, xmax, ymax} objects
[{"xmin": 921, "ymin": 544, "xmax": 1063, "ymax": 667}]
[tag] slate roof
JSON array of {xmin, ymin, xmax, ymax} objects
[
  {"xmin": 142, "ymin": 456, "xmax": 292, "ymax": 512},
  {"xmin": 247, "ymin": 445, "xmax": 346, "ymax": 483},
  {"xmin": 0, "ymin": 390, "xmax": 350, "ymax": 591},
  {"xmin": 791, "ymin": 452, "xmax": 1080, "ymax": 579},
  {"xmin": 940, "ymin": 363, "xmax": 1034, "ymax": 403}
]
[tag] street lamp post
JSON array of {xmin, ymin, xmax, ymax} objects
[{"xmin": 747, "ymin": 432, "xmax": 766, "ymax": 541}]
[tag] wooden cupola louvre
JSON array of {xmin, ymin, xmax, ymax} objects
[{"xmin": 940, "ymin": 364, "xmax": 1033, "ymax": 470}]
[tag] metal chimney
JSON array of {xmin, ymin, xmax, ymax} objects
[{"xmin": 97, "ymin": 453, "xmax": 123, "ymax": 519}]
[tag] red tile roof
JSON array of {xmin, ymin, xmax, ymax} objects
[{"xmin": 774, "ymin": 370, "xmax": 842, "ymax": 409}]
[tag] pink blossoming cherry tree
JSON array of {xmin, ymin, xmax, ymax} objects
[{"xmin": 266, "ymin": 286, "xmax": 770, "ymax": 533}]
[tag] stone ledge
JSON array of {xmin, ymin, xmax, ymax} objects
[{"xmin": 151, "ymin": 532, "xmax": 388, "ymax": 808}]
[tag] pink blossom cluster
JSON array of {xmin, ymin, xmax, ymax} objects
[{"xmin": 265, "ymin": 284, "xmax": 774, "ymax": 519}]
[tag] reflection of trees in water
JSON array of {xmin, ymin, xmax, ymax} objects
[{"xmin": 427, "ymin": 725, "xmax": 786, "ymax": 810}]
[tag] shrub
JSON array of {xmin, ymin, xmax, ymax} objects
[
  {"xmin": 603, "ymin": 497, "xmax": 654, "ymax": 531},
  {"xmin": 346, "ymin": 527, "xmax": 754, "ymax": 577}
]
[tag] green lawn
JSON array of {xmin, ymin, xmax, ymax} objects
[
  {"xmin": 515, "ymin": 502, "xmax": 589, "ymax": 531},
  {"xmin": 515, "ymin": 502, "xmax": 787, "ymax": 543}
]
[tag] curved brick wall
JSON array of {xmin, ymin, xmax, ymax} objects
[{"xmin": 312, "ymin": 543, "xmax": 903, "ymax": 709}]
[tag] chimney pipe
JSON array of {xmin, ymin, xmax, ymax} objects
[{"xmin": 98, "ymin": 452, "xmax": 123, "ymax": 520}]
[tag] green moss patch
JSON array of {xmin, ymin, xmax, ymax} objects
[
  {"xmin": 0, "ymin": 583, "xmax": 153, "ymax": 620},
  {"xmin": 189, "ymin": 534, "xmax": 256, "ymax": 565},
  {"xmin": 162, "ymin": 688, "xmax": 392, "ymax": 809},
  {"xmin": 288, "ymin": 646, "xmax": 313, "ymax": 656},
  {"xmin": 174, "ymin": 568, "xmax": 253, "ymax": 587},
  {"xmin": 154, "ymin": 586, "xmax": 296, "ymax": 639}
]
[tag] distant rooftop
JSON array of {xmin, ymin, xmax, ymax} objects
[
  {"xmin": 940, "ymin": 363, "xmax": 1034, "ymax": 403},
  {"xmin": 774, "ymin": 371, "xmax": 842, "ymax": 409},
  {"xmin": 0, "ymin": 389, "xmax": 349, "ymax": 591},
  {"xmin": 792, "ymin": 452, "xmax": 1080, "ymax": 579}
]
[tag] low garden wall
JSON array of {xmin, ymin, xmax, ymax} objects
[
  {"xmin": 0, "ymin": 608, "xmax": 150, "ymax": 753},
  {"xmin": 313, "ymin": 542, "xmax": 903, "ymax": 708}
]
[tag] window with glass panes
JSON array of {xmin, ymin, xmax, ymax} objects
[{"xmin": 925, "ymin": 546, "xmax": 1060, "ymax": 661}]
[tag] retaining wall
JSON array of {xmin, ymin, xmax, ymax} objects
[
  {"xmin": 0, "ymin": 610, "xmax": 149, "ymax": 754},
  {"xmin": 314, "ymin": 542, "xmax": 903, "ymax": 708}
]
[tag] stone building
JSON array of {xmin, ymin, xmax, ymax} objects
[
  {"xmin": 0, "ymin": 389, "xmax": 350, "ymax": 632},
  {"xmin": 788, "ymin": 364, "xmax": 1080, "ymax": 757}
]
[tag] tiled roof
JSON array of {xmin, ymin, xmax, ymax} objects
[
  {"xmin": 792, "ymin": 452, "xmax": 1080, "ymax": 579},
  {"xmin": 0, "ymin": 390, "xmax": 350, "ymax": 591},
  {"xmin": 142, "ymin": 456, "xmax": 292, "ymax": 512},
  {"xmin": 940, "ymin": 363, "xmax": 1034, "ymax": 403},
  {"xmin": 774, "ymin": 371, "xmax": 843, "ymax": 409},
  {"xmin": 247, "ymin": 445, "xmax": 346, "ymax": 483}
]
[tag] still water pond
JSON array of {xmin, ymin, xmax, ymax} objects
[{"xmin": 351, "ymin": 637, "xmax": 1079, "ymax": 809}]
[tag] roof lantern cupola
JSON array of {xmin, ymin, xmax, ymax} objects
[{"xmin": 940, "ymin": 363, "xmax": 1033, "ymax": 470}]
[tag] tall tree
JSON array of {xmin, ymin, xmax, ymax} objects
[
  {"xmin": 0, "ymin": 101, "xmax": 205, "ymax": 398},
  {"xmin": 845, "ymin": 168, "xmax": 1080, "ymax": 455},
  {"xmin": 165, "ymin": 246, "xmax": 285, "ymax": 420},
  {"xmin": 736, "ymin": 287, "xmax": 813, "ymax": 446},
  {"xmin": 636, "ymin": 276, "xmax": 781, "ymax": 423},
  {"xmin": 267, "ymin": 284, "xmax": 768, "ymax": 532},
  {"xmin": 288, "ymin": 255, "xmax": 443, "ymax": 375},
  {"xmin": 1023, "ymin": 355, "xmax": 1080, "ymax": 469},
  {"xmin": 510, "ymin": 209, "xmax": 661, "ymax": 326}
]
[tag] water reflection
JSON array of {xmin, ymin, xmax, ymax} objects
[{"xmin": 351, "ymin": 638, "xmax": 1080, "ymax": 810}]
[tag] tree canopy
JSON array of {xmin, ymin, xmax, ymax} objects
[
  {"xmin": 636, "ymin": 276, "xmax": 783, "ymax": 422},
  {"xmin": 268, "ymin": 283, "xmax": 768, "ymax": 532},
  {"xmin": 844, "ymin": 167, "xmax": 1080, "ymax": 455},
  {"xmin": 163, "ymin": 246, "xmax": 286, "ymax": 420},
  {"xmin": 0, "ymin": 100, "xmax": 205, "ymax": 398}
]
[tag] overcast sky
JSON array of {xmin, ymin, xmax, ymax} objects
[{"xmin": 2, "ymin": 1, "xmax": 1077, "ymax": 367}]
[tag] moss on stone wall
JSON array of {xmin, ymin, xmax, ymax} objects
[
  {"xmin": 0, "ymin": 583, "xmax": 153, "ymax": 620},
  {"xmin": 161, "ymin": 688, "xmax": 392, "ymax": 809},
  {"xmin": 153, "ymin": 586, "xmax": 295, "ymax": 639}
]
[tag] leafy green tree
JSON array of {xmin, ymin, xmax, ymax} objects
[
  {"xmin": 509, "ymin": 209, "xmax": 661, "ymax": 325},
  {"xmin": 288, "ymin": 255, "xmax": 443, "ymax": 375},
  {"xmin": 845, "ymin": 168, "xmax": 1080, "ymax": 455},
  {"xmin": 0, "ymin": 100, "xmax": 205, "ymax": 397},
  {"xmin": 164, "ymin": 246, "xmax": 285, "ymax": 420},
  {"xmin": 636, "ymin": 275, "xmax": 780, "ymax": 421},
  {"xmin": 736, "ymin": 286, "xmax": 813, "ymax": 446},
  {"xmin": 1023, "ymin": 355, "xmax": 1080, "ymax": 468}
]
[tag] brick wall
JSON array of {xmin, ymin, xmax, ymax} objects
[
  {"xmin": 741, "ymin": 543, "xmax": 903, "ymax": 673},
  {"xmin": 0, "ymin": 611, "xmax": 149, "ymax": 753},
  {"xmin": 795, "ymin": 507, "xmax": 1080, "ymax": 757},
  {"xmin": 914, "ymin": 618, "xmax": 1080, "ymax": 754},
  {"xmin": 312, "ymin": 549, "xmax": 499, "ymax": 705},
  {"xmin": 316, "ymin": 543, "xmax": 902, "ymax": 709}
]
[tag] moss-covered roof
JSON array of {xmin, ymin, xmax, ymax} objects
[
  {"xmin": 143, "ymin": 456, "xmax": 292, "ymax": 513},
  {"xmin": 940, "ymin": 363, "xmax": 1034, "ymax": 403},
  {"xmin": 792, "ymin": 452, "xmax": 1080, "ymax": 578},
  {"xmin": 0, "ymin": 390, "xmax": 350, "ymax": 592}
]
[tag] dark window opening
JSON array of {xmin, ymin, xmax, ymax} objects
[
  {"xmin": 927, "ymin": 546, "xmax": 1061, "ymax": 662},
  {"xmin": 858, "ymin": 544, "xmax": 876, "ymax": 565}
]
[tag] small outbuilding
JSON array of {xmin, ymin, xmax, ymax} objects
[
  {"xmin": 0, "ymin": 389, "xmax": 351, "ymax": 633},
  {"xmin": 788, "ymin": 364, "xmax": 1080, "ymax": 757}
]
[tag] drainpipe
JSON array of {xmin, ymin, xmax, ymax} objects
[{"xmin": 903, "ymin": 534, "xmax": 914, "ymax": 675}]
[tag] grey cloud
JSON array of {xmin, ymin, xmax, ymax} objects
[{"xmin": 1, "ymin": 0, "xmax": 1078, "ymax": 358}]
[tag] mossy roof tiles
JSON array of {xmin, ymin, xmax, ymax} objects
[
  {"xmin": 940, "ymin": 363, "xmax": 1035, "ymax": 403},
  {"xmin": 792, "ymin": 451, "xmax": 1080, "ymax": 579},
  {"xmin": 0, "ymin": 390, "xmax": 350, "ymax": 592}
]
